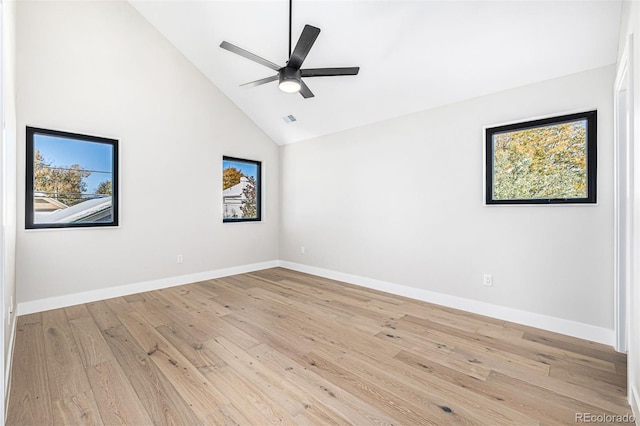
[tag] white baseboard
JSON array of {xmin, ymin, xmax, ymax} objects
[
  {"xmin": 15, "ymin": 259, "xmax": 616, "ymax": 346},
  {"xmin": 16, "ymin": 260, "xmax": 279, "ymax": 316},
  {"xmin": 278, "ymin": 261, "xmax": 616, "ymax": 346},
  {"xmin": 4, "ymin": 314, "xmax": 16, "ymax": 421},
  {"xmin": 630, "ymin": 384, "xmax": 639, "ymax": 425}
]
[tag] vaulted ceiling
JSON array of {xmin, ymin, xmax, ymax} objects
[{"xmin": 130, "ymin": 0, "xmax": 622, "ymax": 145}]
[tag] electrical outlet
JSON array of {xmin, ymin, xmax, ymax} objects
[
  {"xmin": 177, "ymin": 254, "xmax": 184, "ymax": 264},
  {"xmin": 483, "ymin": 274, "xmax": 493, "ymax": 286},
  {"xmin": 7, "ymin": 296, "xmax": 13, "ymax": 325},
  {"xmin": 300, "ymin": 246, "xmax": 306, "ymax": 255}
]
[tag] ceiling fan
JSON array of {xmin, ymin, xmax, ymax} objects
[{"xmin": 219, "ymin": 1, "xmax": 360, "ymax": 98}]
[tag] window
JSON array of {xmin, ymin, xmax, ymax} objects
[
  {"xmin": 485, "ymin": 111, "xmax": 597, "ymax": 205},
  {"xmin": 222, "ymin": 156, "xmax": 261, "ymax": 222},
  {"xmin": 26, "ymin": 127, "xmax": 119, "ymax": 229}
]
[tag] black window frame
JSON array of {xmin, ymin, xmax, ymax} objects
[
  {"xmin": 485, "ymin": 110, "xmax": 597, "ymax": 205},
  {"xmin": 222, "ymin": 156, "xmax": 262, "ymax": 223},
  {"xmin": 26, "ymin": 126, "xmax": 119, "ymax": 229}
]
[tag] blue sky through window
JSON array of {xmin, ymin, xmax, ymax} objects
[{"xmin": 35, "ymin": 134, "xmax": 113, "ymax": 194}]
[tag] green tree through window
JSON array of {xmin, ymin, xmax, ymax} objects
[
  {"xmin": 486, "ymin": 111, "xmax": 596, "ymax": 204},
  {"xmin": 34, "ymin": 149, "xmax": 91, "ymax": 206}
]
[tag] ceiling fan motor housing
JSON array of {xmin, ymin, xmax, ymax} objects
[{"xmin": 279, "ymin": 67, "xmax": 302, "ymax": 92}]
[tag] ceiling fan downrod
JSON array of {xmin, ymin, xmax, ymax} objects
[{"xmin": 289, "ymin": 0, "xmax": 293, "ymax": 59}]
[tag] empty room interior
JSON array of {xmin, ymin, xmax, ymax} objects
[{"xmin": 1, "ymin": 0, "xmax": 640, "ymax": 424}]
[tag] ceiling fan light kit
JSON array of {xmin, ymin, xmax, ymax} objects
[
  {"xmin": 278, "ymin": 67, "xmax": 302, "ymax": 93},
  {"xmin": 219, "ymin": 0, "xmax": 359, "ymax": 99}
]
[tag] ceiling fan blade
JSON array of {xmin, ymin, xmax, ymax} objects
[
  {"xmin": 301, "ymin": 67, "xmax": 360, "ymax": 77},
  {"xmin": 288, "ymin": 25, "xmax": 320, "ymax": 70},
  {"xmin": 240, "ymin": 75, "xmax": 279, "ymax": 88},
  {"xmin": 299, "ymin": 80, "xmax": 314, "ymax": 98},
  {"xmin": 220, "ymin": 41, "xmax": 281, "ymax": 72}
]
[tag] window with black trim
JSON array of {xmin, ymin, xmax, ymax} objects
[
  {"xmin": 26, "ymin": 127, "xmax": 119, "ymax": 229},
  {"xmin": 485, "ymin": 110, "xmax": 597, "ymax": 205},
  {"xmin": 222, "ymin": 156, "xmax": 261, "ymax": 222}
]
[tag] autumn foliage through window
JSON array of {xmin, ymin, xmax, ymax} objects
[{"xmin": 486, "ymin": 111, "xmax": 597, "ymax": 205}]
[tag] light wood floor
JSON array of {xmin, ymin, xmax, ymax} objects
[{"xmin": 6, "ymin": 268, "xmax": 632, "ymax": 425}]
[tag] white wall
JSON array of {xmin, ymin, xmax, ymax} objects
[
  {"xmin": 1, "ymin": 0, "xmax": 17, "ymax": 417},
  {"xmin": 618, "ymin": 0, "xmax": 640, "ymax": 420},
  {"xmin": 15, "ymin": 1, "xmax": 279, "ymax": 306},
  {"xmin": 281, "ymin": 65, "xmax": 615, "ymax": 338}
]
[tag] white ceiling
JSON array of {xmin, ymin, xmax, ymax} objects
[{"xmin": 129, "ymin": 0, "xmax": 622, "ymax": 145}]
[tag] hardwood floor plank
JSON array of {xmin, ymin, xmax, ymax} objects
[
  {"xmin": 548, "ymin": 364, "xmax": 627, "ymax": 395},
  {"xmin": 238, "ymin": 297, "xmax": 401, "ymax": 361},
  {"xmin": 68, "ymin": 316, "xmax": 115, "ymax": 368},
  {"xmin": 397, "ymin": 345, "xmax": 621, "ymax": 424},
  {"xmin": 164, "ymin": 285, "xmax": 233, "ymax": 317},
  {"xmin": 505, "ymin": 364, "xmax": 630, "ymax": 413},
  {"xmin": 205, "ymin": 336, "xmax": 318, "ymax": 417},
  {"xmin": 249, "ymin": 273, "xmax": 372, "ymax": 305},
  {"xmin": 486, "ymin": 371, "xmax": 627, "ymax": 423},
  {"xmin": 380, "ymin": 330, "xmax": 493, "ymax": 380},
  {"xmin": 248, "ymin": 343, "xmax": 397, "ymax": 425},
  {"xmin": 245, "ymin": 275, "xmax": 396, "ymax": 324},
  {"xmin": 521, "ymin": 330, "xmax": 628, "ymax": 365},
  {"xmin": 196, "ymin": 282, "xmax": 287, "ymax": 319},
  {"xmin": 403, "ymin": 305, "xmax": 506, "ymax": 333},
  {"xmin": 300, "ymin": 351, "xmax": 441, "ymax": 425},
  {"xmin": 400, "ymin": 313, "xmax": 618, "ymax": 375},
  {"xmin": 117, "ymin": 310, "xmax": 241, "ymax": 424},
  {"xmin": 85, "ymin": 300, "xmax": 124, "ymax": 330},
  {"xmin": 247, "ymin": 268, "xmax": 289, "ymax": 282},
  {"xmin": 7, "ymin": 268, "xmax": 633, "ymax": 425},
  {"xmin": 6, "ymin": 314, "xmax": 52, "ymax": 425},
  {"xmin": 101, "ymin": 324, "xmax": 202, "ymax": 425},
  {"xmin": 394, "ymin": 349, "xmax": 568, "ymax": 425},
  {"xmin": 251, "ymin": 269, "xmax": 397, "ymax": 305},
  {"xmin": 122, "ymin": 293, "xmax": 144, "ymax": 303},
  {"xmin": 86, "ymin": 360, "xmax": 153, "ymax": 425},
  {"xmin": 476, "ymin": 323, "xmax": 525, "ymax": 340},
  {"xmin": 129, "ymin": 291, "xmax": 178, "ymax": 328},
  {"xmin": 52, "ymin": 389, "xmax": 104, "ymax": 426},
  {"xmin": 248, "ymin": 285, "xmax": 385, "ymax": 335},
  {"xmin": 156, "ymin": 322, "xmax": 228, "ymax": 371},
  {"xmin": 154, "ymin": 288, "xmax": 260, "ymax": 350},
  {"xmin": 152, "ymin": 291, "xmax": 236, "ymax": 342},
  {"xmin": 64, "ymin": 304, "xmax": 92, "ymax": 322},
  {"xmin": 213, "ymin": 275, "xmax": 257, "ymax": 290},
  {"xmin": 42, "ymin": 309, "xmax": 92, "ymax": 402},
  {"xmin": 418, "ymin": 328, "xmax": 552, "ymax": 376},
  {"xmin": 104, "ymin": 296, "xmax": 135, "ymax": 316},
  {"xmin": 215, "ymin": 362, "xmax": 300, "ymax": 424},
  {"xmin": 311, "ymin": 343, "xmax": 539, "ymax": 425},
  {"xmin": 223, "ymin": 312, "xmax": 312, "ymax": 361},
  {"xmin": 88, "ymin": 296, "xmax": 218, "ymax": 424}
]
